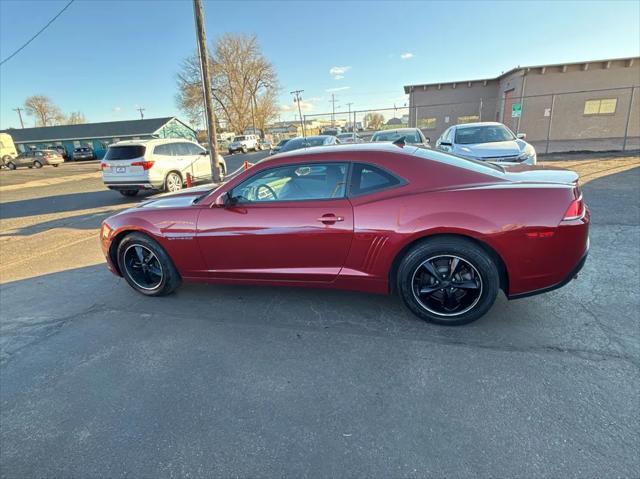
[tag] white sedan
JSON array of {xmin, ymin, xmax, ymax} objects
[{"xmin": 435, "ymin": 122, "xmax": 537, "ymax": 165}]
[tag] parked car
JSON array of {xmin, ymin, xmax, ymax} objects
[
  {"xmin": 72, "ymin": 147, "xmax": 96, "ymax": 161},
  {"xmin": 269, "ymin": 139, "xmax": 290, "ymax": 155},
  {"xmin": 276, "ymin": 135, "xmax": 339, "ymax": 154},
  {"xmin": 52, "ymin": 145, "xmax": 69, "ymax": 160},
  {"xmin": 320, "ymin": 127, "xmax": 342, "ymax": 136},
  {"xmin": 228, "ymin": 134, "xmax": 261, "ymax": 154},
  {"xmin": 0, "ymin": 132, "xmax": 18, "ymax": 166},
  {"xmin": 337, "ymin": 132, "xmax": 362, "ymax": 144},
  {"xmin": 370, "ymin": 128, "xmax": 430, "ymax": 148},
  {"xmin": 435, "ymin": 122, "xmax": 537, "ymax": 165},
  {"xmin": 100, "ymin": 143, "xmax": 588, "ymax": 326},
  {"xmin": 4, "ymin": 149, "xmax": 64, "ymax": 170},
  {"xmin": 100, "ymin": 138, "xmax": 227, "ymax": 197}
]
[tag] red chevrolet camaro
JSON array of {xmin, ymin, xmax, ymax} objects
[{"xmin": 100, "ymin": 143, "xmax": 589, "ymax": 325}]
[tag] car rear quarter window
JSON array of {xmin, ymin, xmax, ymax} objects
[
  {"xmin": 350, "ymin": 163, "xmax": 404, "ymax": 196},
  {"xmin": 153, "ymin": 144, "xmax": 172, "ymax": 156},
  {"xmin": 104, "ymin": 145, "xmax": 146, "ymax": 161}
]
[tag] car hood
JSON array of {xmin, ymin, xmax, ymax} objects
[
  {"xmin": 138, "ymin": 184, "xmax": 219, "ymax": 208},
  {"xmin": 455, "ymin": 140, "xmax": 526, "ymax": 158}
]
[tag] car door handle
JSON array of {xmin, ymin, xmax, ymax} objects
[{"xmin": 317, "ymin": 214, "xmax": 344, "ymax": 224}]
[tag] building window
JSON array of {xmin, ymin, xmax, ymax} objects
[
  {"xmin": 458, "ymin": 115, "xmax": 480, "ymax": 124},
  {"xmin": 584, "ymin": 98, "xmax": 617, "ymax": 115},
  {"xmin": 418, "ymin": 118, "xmax": 437, "ymax": 129}
]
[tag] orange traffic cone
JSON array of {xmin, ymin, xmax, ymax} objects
[{"xmin": 186, "ymin": 173, "xmax": 193, "ymax": 188}]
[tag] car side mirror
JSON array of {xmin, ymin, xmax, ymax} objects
[
  {"xmin": 517, "ymin": 133, "xmax": 526, "ymax": 140},
  {"xmin": 200, "ymin": 150, "xmax": 209, "ymax": 155},
  {"xmin": 214, "ymin": 192, "xmax": 229, "ymax": 207}
]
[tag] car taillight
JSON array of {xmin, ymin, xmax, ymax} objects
[
  {"xmin": 100, "ymin": 162, "xmax": 108, "ymax": 170},
  {"xmin": 131, "ymin": 160, "xmax": 154, "ymax": 170},
  {"xmin": 563, "ymin": 187, "xmax": 584, "ymax": 221}
]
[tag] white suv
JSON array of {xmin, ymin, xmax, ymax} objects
[
  {"xmin": 228, "ymin": 134, "xmax": 261, "ymax": 154},
  {"xmin": 101, "ymin": 138, "xmax": 227, "ymax": 197}
]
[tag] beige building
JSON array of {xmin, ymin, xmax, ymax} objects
[{"xmin": 404, "ymin": 57, "xmax": 640, "ymax": 152}]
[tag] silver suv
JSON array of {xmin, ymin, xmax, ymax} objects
[
  {"xmin": 228, "ymin": 134, "xmax": 261, "ymax": 154},
  {"xmin": 101, "ymin": 138, "xmax": 227, "ymax": 197}
]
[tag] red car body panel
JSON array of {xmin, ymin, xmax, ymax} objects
[{"xmin": 101, "ymin": 145, "xmax": 589, "ymax": 298}]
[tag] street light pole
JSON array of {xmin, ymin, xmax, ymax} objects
[
  {"xmin": 192, "ymin": 0, "xmax": 220, "ymax": 182},
  {"xmin": 13, "ymin": 107, "xmax": 24, "ymax": 128}
]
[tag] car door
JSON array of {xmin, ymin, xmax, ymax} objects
[
  {"xmin": 189, "ymin": 142, "xmax": 212, "ymax": 180},
  {"xmin": 17, "ymin": 152, "xmax": 32, "ymax": 166},
  {"xmin": 196, "ymin": 162, "xmax": 353, "ymax": 282}
]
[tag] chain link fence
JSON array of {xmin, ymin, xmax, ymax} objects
[{"xmin": 302, "ymin": 86, "xmax": 638, "ymax": 154}]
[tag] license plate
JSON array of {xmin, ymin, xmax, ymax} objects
[{"xmin": 116, "ymin": 167, "xmax": 126, "ymax": 173}]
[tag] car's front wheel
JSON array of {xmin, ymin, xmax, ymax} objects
[
  {"xmin": 6, "ymin": 161, "xmax": 16, "ymax": 170},
  {"xmin": 33, "ymin": 161, "xmax": 43, "ymax": 168},
  {"xmin": 397, "ymin": 237, "xmax": 499, "ymax": 325},
  {"xmin": 117, "ymin": 232, "xmax": 181, "ymax": 296}
]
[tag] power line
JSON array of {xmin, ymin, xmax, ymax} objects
[{"xmin": 0, "ymin": 0, "xmax": 76, "ymax": 67}]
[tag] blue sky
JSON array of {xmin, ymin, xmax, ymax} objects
[{"xmin": 1, "ymin": 0, "xmax": 639, "ymax": 129}]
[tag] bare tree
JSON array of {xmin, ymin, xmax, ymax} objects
[
  {"xmin": 65, "ymin": 111, "xmax": 87, "ymax": 124},
  {"xmin": 24, "ymin": 95, "xmax": 63, "ymax": 126},
  {"xmin": 364, "ymin": 112, "xmax": 385, "ymax": 130},
  {"xmin": 176, "ymin": 34, "xmax": 278, "ymax": 134}
]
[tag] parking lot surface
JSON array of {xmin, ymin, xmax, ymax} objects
[{"xmin": 1, "ymin": 152, "xmax": 639, "ymax": 477}]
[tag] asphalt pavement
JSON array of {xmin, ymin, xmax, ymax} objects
[{"xmin": 0, "ymin": 152, "xmax": 639, "ymax": 478}]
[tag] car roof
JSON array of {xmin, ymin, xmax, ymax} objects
[
  {"xmin": 111, "ymin": 138, "xmax": 193, "ymax": 147},
  {"xmin": 372, "ymin": 128, "xmax": 419, "ymax": 134},
  {"xmin": 455, "ymin": 122, "xmax": 504, "ymax": 129},
  {"xmin": 270, "ymin": 142, "xmax": 418, "ymax": 161}
]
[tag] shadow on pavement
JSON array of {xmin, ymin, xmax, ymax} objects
[
  {"xmin": 0, "ymin": 209, "xmax": 118, "ymax": 236},
  {"xmin": 0, "ymin": 189, "xmax": 154, "ymax": 220},
  {"xmin": 582, "ymin": 165, "xmax": 639, "ymax": 225}
]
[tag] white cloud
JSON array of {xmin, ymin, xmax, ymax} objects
[
  {"xmin": 329, "ymin": 66, "xmax": 351, "ymax": 79},
  {"xmin": 112, "ymin": 106, "xmax": 122, "ymax": 112},
  {"xmin": 325, "ymin": 86, "xmax": 351, "ymax": 93},
  {"xmin": 400, "ymin": 53, "xmax": 414, "ymax": 60},
  {"xmin": 280, "ymin": 100, "xmax": 314, "ymax": 113}
]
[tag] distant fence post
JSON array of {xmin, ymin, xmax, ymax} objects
[
  {"xmin": 622, "ymin": 86, "xmax": 635, "ymax": 152},
  {"xmin": 545, "ymin": 94, "xmax": 556, "ymax": 155}
]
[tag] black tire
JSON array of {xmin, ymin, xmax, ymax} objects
[
  {"xmin": 33, "ymin": 161, "xmax": 43, "ymax": 168},
  {"xmin": 397, "ymin": 237, "xmax": 499, "ymax": 326},
  {"xmin": 241, "ymin": 146, "xmax": 248, "ymax": 154},
  {"xmin": 228, "ymin": 150, "xmax": 234, "ymax": 155},
  {"xmin": 117, "ymin": 232, "xmax": 181, "ymax": 296},
  {"xmin": 119, "ymin": 190, "xmax": 139, "ymax": 197},
  {"xmin": 52, "ymin": 164, "xmax": 59, "ymax": 167},
  {"xmin": 6, "ymin": 162, "xmax": 16, "ymax": 170}
]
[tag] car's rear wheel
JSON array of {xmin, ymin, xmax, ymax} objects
[
  {"xmin": 119, "ymin": 190, "xmax": 139, "ymax": 197},
  {"xmin": 52, "ymin": 164, "xmax": 59, "ymax": 167},
  {"xmin": 33, "ymin": 161, "xmax": 43, "ymax": 168},
  {"xmin": 397, "ymin": 237, "xmax": 499, "ymax": 325},
  {"xmin": 117, "ymin": 232, "xmax": 181, "ymax": 296},
  {"xmin": 165, "ymin": 172, "xmax": 183, "ymax": 192}
]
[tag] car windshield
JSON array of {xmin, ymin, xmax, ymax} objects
[
  {"xmin": 372, "ymin": 131, "xmax": 420, "ymax": 143},
  {"xmin": 279, "ymin": 136, "xmax": 329, "ymax": 152},
  {"xmin": 233, "ymin": 136, "xmax": 245, "ymax": 141},
  {"xmin": 337, "ymin": 134, "xmax": 353, "ymax": 140},
  {"xmin": 455, "ymin": 125, "xmax": 515, "ymax": 144}
]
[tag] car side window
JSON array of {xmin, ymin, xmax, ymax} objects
[
  {"xmin": 232, "ymin": 163, "xmax": 348, "ymax": 203},
  {"xmin": 172, "ymin": 143, "xmax": 191, "ymax": 156},
  {"xmin": 188, "ymin": 143, "xmax": 204, "ymax": 155},
  {"xmin": 154, "ymin": 144, "xmax": 172, "ymax": 156},
  {"xmin": 350, "ymin": 163, "xmax": 404, "ymax": 197}
]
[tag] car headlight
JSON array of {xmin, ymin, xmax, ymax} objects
[{"xmin": 518, "ymin": 145, "xmax": 537, "ymax": 163}]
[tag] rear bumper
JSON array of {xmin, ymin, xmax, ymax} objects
[
  {"xmin": 509, "ymin": 246, "xmax": 588, "ymax": 300},
  {"xmin": 104, "ymin": 180, "xmax": 160, "ymax": 191}
]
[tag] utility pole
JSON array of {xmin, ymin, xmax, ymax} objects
[
  {"xmin": 290, "ymin": 90, "xmax": 306, "ymax": 138},
  {"xmin": 346, "ymin": 102, "xmax": 353, "ymax": 131},
  {"xmin": 13, "ymin": 108, "xmax": 24, "ymax": 128},
  {"xmin": 136, "ymin": 107, "xmax": 145, "ymax": 120},
  {"xmin": 329, "ymin": 94, "xmax": 338, "ymax": 126},
  {"xmin": 192, "ymin": 0, "xmax": 220, "ymax": 182}
]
